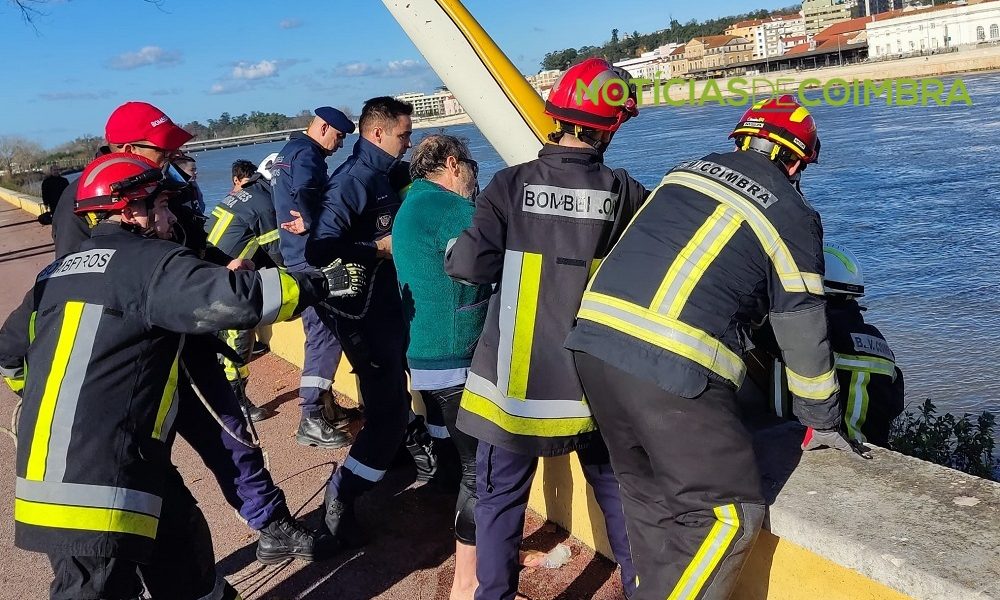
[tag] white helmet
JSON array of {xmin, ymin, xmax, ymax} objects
[
  {"xmin": 257, "ymin": 152, "xmax": 279, "ymax": 181},
  {"xmin": 823, "ymin": 242, "xmax": 864, "ymax": 297}
]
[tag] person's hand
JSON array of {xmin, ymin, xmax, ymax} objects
[
  {"xmin": 227, "ymin": 258, "xmax": 255, "ymax": 271},
  {"xmin": 321, "ymin": 259, "xmax": 366, "ymax": 298},
  {"xmin": 375, "ymin": 235, "xmax": 393, "ymax": 259},
  {"xmin": 801, "ymin": 427, "xmax": 872, "ymax": 459},
  {"xmin": 280, "ymin": 210, "xmax": 307, "ymax": 235}
]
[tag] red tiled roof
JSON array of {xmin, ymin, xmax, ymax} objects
[{"xmin": 669, "ymin": 44, "xmax": 687, "ymax": 56}]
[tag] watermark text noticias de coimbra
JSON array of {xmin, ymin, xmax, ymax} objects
[{"xmin": 575, "ymin": 75, "xmax": 973, "ymax": 107}]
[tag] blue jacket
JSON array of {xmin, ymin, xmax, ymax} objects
[
  {"xmin": 272, "ymin": 132, "xmax": 330, "ymax": 271},
  {"xmin": 306, "ymin": 137, "xmax": 402, "ymax": 268}
]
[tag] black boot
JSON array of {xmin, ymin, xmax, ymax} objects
[
  {"xmin": 296, "ymin": 414, "xmax": 352, "ymax": 449},
  {"xmin": 404, "ymin": 415, "xmax": 439, "ymax": 483},
  {"xmin": 256, "ymin": 514, "xmax": 319, "ymax": 564},
  {"xmin": 323, "ymin": 487, "xmax": 367, "ymax": 548},
  {"xmin": 321, "ymin": 390, "xmax": 356, "ymax": 431},
  {"xmin": 232, "ymin": 381, "xmax": 270, "ymax": 422}
]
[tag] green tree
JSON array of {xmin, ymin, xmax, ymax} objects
[{"xmin": 611, "ymin": 28, "xmax": 620, "ymax": 45}]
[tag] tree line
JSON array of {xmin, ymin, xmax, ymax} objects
[{"xmin": 540, "ymin": 5, "xmax": 802, "ymax": 71}]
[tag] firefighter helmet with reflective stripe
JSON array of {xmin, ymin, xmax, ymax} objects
[
  {"xmin": 730, "ymin": 94, "xmax": 820, "ymax": 164},
  {"xmin": 544, "ymin": 58, "xmax": 639, "ymax": 133},
  {"xmin": 75, "ymin": 153, "xmax": 187, "ymax": 214},
  {"xmin": 823, "ymin": 242, "xmax": 864, "ymax": 297}
]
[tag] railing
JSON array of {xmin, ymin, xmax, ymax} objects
[{"xmin": 182, "ymin": 128, "xmax": 307, "ymax": 153}]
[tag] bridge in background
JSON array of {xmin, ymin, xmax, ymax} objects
[{"xmin": 182, "ymin": 128, "xmax": 304, "ymax": 153}]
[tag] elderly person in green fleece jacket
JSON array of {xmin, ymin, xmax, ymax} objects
[{"xmin": 392, "ymin": 134, "xmax": 489, "ymax": 600}]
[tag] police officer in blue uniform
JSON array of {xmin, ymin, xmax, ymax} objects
[
  {"xmin": 272, "ymin": 106, "xmax": 356, "ymax": 448},
  {"xmin": 305, "ymin": 96, "xmax": 414, "ymax": 546}
]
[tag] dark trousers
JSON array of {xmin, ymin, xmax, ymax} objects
[
  {"xmin": 575, "ymin": 352, "xmax": 766, "ymax": 600},
  {"xmin": 48, "ymin": 469, "xmax": 238, "ymax": 600},
  {"xmin": 299, "ymin": 305, "xmax": 344, "ymax": 415},
  {"xmin": 421, "ymin": 385, "xmax": 478, "ymax": 544},
  {"xmin": 178, "ymin": 341, "xmax": 287, "ymax": 530},
  {"xmin": 322, "ymin": 276, "xmax": 410, "ymax": 500},
  {"xmin": 474, "ymin": 441, "xmax": 637, "ymax": 600}
]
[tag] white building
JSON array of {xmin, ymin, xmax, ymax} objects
[
  {"xmin": 526, "ymin": 69, "xmax": 562, "ymax": 93},
  {"xmin": 612, "ymin": 44, "xmax": 679, "ymax": 80},
  {"xmin": 867, "ymin": 0, "xmax": 1000, "ymax": 58},
  {"xmin": 762, "ymin": 14, "xmax": 807, "ymax": 56},
  {"xmin": 395, "ymin": 90, "xmax": 454, "ymax": 118}
]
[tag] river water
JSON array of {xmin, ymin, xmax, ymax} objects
[{"xmin": 192, "ymin": 71, "xmax": 1000, "ymax": 420}]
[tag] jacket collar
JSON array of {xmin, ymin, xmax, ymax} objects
[
  {"xmin": 537, "ymin": 143, "xmax": 604, "ymax": 165},
  {"xmin": 353, "ymin": 137, "xmax": 400, "ymax": 174},
  {"xmin": 90, "ymin": 221, "xmax": 137, "ymax": 238},
  {"xmin": 290, "ymin": 131, "xmax": 331, "ymax": 156}
]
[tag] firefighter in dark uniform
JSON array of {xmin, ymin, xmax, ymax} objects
[
  {"xmin": 12, "ymin": 153, "xmax": 363, "ymax": 599},
  {"xmin": 305, "ymin": 96, "xmax": 414, "ymax": 547},
  {"xmin": 272, "ymin": 106, "xmax": 356, "ymax": 448},
  {"xmin": 766, "ymin": 242, "xmax": 904, "ymax": 446},
  {"xmin": 1, "ymin": 101, "xmax": 342, "ymax": 569},
  {"xmin": 205, "ymin": 159, "xmax": 285, "ymax": 422},
  {"xmin": 565, "ymin": 95, "xmax": 869, "ymax": 600},
  {"xmin": 445, "ymin": 59, "xmax": 644, "ymax": 600}
]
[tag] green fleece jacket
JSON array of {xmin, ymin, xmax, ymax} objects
[{"xmin": 393, "ymin": 179, "xmax": 492, "ymax": 380}]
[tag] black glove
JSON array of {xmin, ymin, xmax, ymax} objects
[
  {"xmin": 321, "ymin": 259, "xmax": 365, "ymax": 298},
  {"xmin": 801, "ymin": 426, "xmax": 872, "ymax": 459}
]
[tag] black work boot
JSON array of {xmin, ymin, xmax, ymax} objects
[
  {"xmin": 296, "ymin": 414, "xmax": 352, "ymax": 449},
  {"xmin": 256, "ymin": 514, "xmax": 319, "ymax": 564},
  {"xmin": 321, "ymin": 391, "xmax": 355, "ymax": 431},
  {"xmin": 232, "ymin": 381, "xmax": 270, "ymax": 422},
  {"xmin": 404, "ymin": 415, "xmax": 439, "ymax": 483},
  {"xmin": 323, "ymin": 487, "xmax": 367, "ymax": 549}
]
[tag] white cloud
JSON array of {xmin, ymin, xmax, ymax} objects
[
  {"xmin": 384, "ymin": 59, "xmax": 428, "ymax": 75},
  {"xmin": 232, "ymin": 60, "xmax": 279, "ymax": 80},
  {"xmin": 279, "ymin": 18, "xmax": 301, "ymax": 29},
  {"xmin": 108, "ymin": 46, "xmax": 182, "ymax": 70},
  {"xmin": 209, "ymin": 82, "xmax": 250, "ymax": 95},
  {"xmin": 334, "ymin": 62, "xmax": 374, "ymax": 77},
  {"xmin": 331, "ymin": 59, "xmax": 429, "ymax": 78}
]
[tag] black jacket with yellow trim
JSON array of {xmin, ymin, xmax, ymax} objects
[
  {"xmin": 566, "ymin": 150, "xmax": 842, "ymax": 430},
  {"xmin": 205, "ymin": 175, "xmax": 283, "ymax": 268},
  {"xmin": 14, "ymin": 223, "xmax": 325, "ymax": 561}
]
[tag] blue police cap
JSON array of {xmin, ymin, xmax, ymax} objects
[{"xmin": 314, "ymin": 106, "xmax": 356, "ymax": 134}]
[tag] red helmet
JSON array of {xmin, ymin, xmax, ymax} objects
[
  {"xmin": 729, "ymin": 95, "xmax": 820, "ymax": 164},
  {"xmin": 544, "ymin": 57, "xmax": 639, "ymax": 133},
  {"xmin": 75, "ymin": 153, "xmax": 185, "ymax": 214}
]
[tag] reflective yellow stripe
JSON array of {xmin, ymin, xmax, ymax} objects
[
  {"xmin": 27, "ymin": 302, "xmax": 83, "ymax": 481},
  {"xmin": 151, "ymin": 349, "xmax": 180, "ymax": 441},
  {"xmin": 461, "ymin": 389, "xmax": 597, "ymax": 438},
  {"xmin": 650, "ymin": 204, "xmax": 745, "ymax": 318},
  {"xmin": 834, "ymin": 353, "xmax": 896, "ymax": 378},
  {"xmin": 508, "ymin": 252, "xmax": 542, "ymax": 399},
  {"xmin": 663, "ymin": 171, "xmax": 824, "ymax": 295},
  {"xmin": 845, "ymin": 371, "xmax": 870, "ymax": 442},
  {"xmin": 276, "ymin": 270, "xmax": 300, "ymax": 323},
  {"xmin": 3, "ymin": 376, "xmax": 24, "ymax": 393},
  {"xmin": 668, "ymin": 504, "xmax": 741, "ymax": 600},
  {"xmin": 578, "ymin": 292, "xmax": 745, "ymax": 386},
  {"xmin": 434, "ymin": 0, "xmax": 552, "ymax": 144},
  {"xmin": 206, "ymin": 208, "xmax": 235, "ymax": 247},
  {"xmin": 256, "ymin": 229, "xmax": 280, "ymax": 246},
  {"xmin": 785, "ymin": 366, "xmax": 838, "ymax": 400},
  {"xmin": 237, "ymin": 239, "xmax": 259, "ymax": 260},
  {"xmin": 588, "ymin": 258, "xmax": 602, "ymax": 282},
  {"xmin": 28, "ymin": 311, "xmax": 36, "ymax": 342},
  {"xmin": 14, "ymin": 498, "xmax": 158, "ymax": 539}
]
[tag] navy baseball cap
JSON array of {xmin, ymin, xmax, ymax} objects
[{"xmin": 314, "ymin": 106, "xmax": 356, "ymax": 134}]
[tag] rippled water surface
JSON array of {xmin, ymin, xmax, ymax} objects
[{"xmin": 194, "ymin": 72, "xmax": 1000, "ymax": 418}]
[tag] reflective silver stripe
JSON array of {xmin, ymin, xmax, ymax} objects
[
  {"xmin": 300, "ymin": 375, "xmax": 333, "ymax": 390},
  {"xmin": 578, "ymin": 295, "xmax": 745, "ymax": 385},
  {"xmin": 834, "ymin": 353, "xmax": 896, "ymax": 377},
  {"xmin": 344, "ymin": 455, "xmax": 386, "ymax": 483},
  {"xmin": 664, "ymin": 172, "xmax": 825, "ymax": 295},
  {"xmin": 846, "ymin": 371, "xmax": 870, "ymax": 443},
  {"xmin": 258, "ymin": 268, "xmax": 283, "ymax": 324},
  {"xmin": 46, "ymin": 302, "xmax": 102, "ymax": 482},
  {"xmin": 465, "ymin": 372, "xmax": 593, "ymax": 419},
  {"xmin": 668, "ymin": 504, "xmax": 740, "ymax": 600},
  {"xmin": 0, "ymin": 363, "xmax": 22, "ymax": 378},
  {"xmin": 772, "ymin": 359, "xmax": 786, "ymax": 418},
  {"xmin": 237, "ymin": 239, "xmax": 259, "ymax": 260},
  {"xmin": 16, "ymin": 477, "xmax": 162, "ymax": 517},
  {"xmin": 495, "ymin": 249, "xmax": 523, "ymax": 395},
  {"xmin": 426, "ymin": 423, "xmax": 451, "ymax": 439},
  {"xmin": 785, "ymin": 366, "xmax": 838, "ymax": 400}
]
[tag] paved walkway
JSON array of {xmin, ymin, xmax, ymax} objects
[{"xmin": 0, "ymin": 202, "xmax": 625, "ymax": 599}]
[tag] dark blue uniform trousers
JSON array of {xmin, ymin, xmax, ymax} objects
[
  {"xmin": 322, "ymin": 268, "xmax": 411, "ymax": 500},
  {"xmin": 289, "ymin": 263, "xmax": 344, "ymax": 416},
  {"xmin": 177, "ymin": 340, "xmax": 287, "ymax": 530},
  {"xmin": 475, "ymin": 440, "xmax": 638, "ymax": 600}
]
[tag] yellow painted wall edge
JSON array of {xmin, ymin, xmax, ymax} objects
[{"xmin": 264, "ymin": 319, "xmax": 914, "ymax": 600}]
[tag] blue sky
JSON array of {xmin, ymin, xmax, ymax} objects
[{"xmin": 0, "ymin": 0, "xmax": 791, "ymax": 148}]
